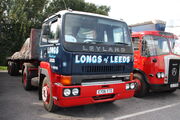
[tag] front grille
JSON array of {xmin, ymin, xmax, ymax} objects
[
  {"xmin": 168, "ymin": 59, "xmax": 180, "ymax": 84},
  {"xmin": 82, "ymin": 65, "xmax": 125, "ymax": 73},
  {"xmin": 93, "ymin": 94, "xmax": 115, "ymax": 100}
]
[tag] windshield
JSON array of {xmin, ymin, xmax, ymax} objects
[
  {"xmin": 64, "ymin": 14, "xmax": 131, "ymax": 45},
  {"xmin": 169, "ymin": 38, "xmax": 180, "ymax": 55},
  {"xmin": 142, "ymin": 35, "xmax": 170, "ymax": 56}
]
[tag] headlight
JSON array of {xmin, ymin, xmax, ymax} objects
[
  {"xmin": 156, "ymin": 72, "xmax": 165, "ymax": 78},
  {"xmin": 157, "ymin": 72, "xmax": 161, "ymax": 78},
  {"xmin": 64, "ymin": 89, "xmax": 71, "ymax": 97},
  {"xmin": 126, "ymin": 84, "xmax": 130, "ymax": 90},
  {"xmin": 161, "ymin": 72, "xmax": 165, "ymax": 78},
  {"xmin": 130, "ymin": 83, "xmax": 135, "ymax": 89},
  {"xmin": 72, "ymin": 88, "xmax": 79, "ymax": 96}
]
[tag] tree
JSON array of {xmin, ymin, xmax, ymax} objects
[
  {"xmin": 44, "ymin": 0, "xmax": 110, "ymax": 17},
  {"xmin": 0, "ymin": 0, "xmax": 110, "ymax": 65}
]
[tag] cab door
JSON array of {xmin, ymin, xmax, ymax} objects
[
  {"xmin": 141, "ymin": 35, "xmax": 168, "ymax": 84},
  {"xmin": 39, "ymin": 17, "xmax": 60, "ymax": 72},
  {"xmin": 132, "ymin": 36, "xmax": 142, "ymax": 70}
]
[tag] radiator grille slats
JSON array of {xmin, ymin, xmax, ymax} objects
[
  {"xmin": 168, "ymin": 59, "xmax": 180, "ymax": 84},
  {"xmin": 82, "ymin": 65, "xmax": 125, "ymax": 73}
]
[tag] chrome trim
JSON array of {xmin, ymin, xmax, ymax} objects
[
  {"xmin": 54, "ymin": 82, "xmax": 62, "ymax": 86},
  {"xmin": 81, "ymin": 80, "xmax": 124, "ymax": 86},
  {"xmin": 71, "ymin": 74, "xmax": 130, "ymax": 85},
  {"xmin": 53, "ymin": 96, "xmax": 58, "ymax": 100},
  {"xmin": 112, "ymin": 75, "xmax": 130, "ymax": 78}
]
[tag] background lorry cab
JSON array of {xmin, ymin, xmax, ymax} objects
[{"xmin": 129, "ymin": 20, "xmax": 180, "ymax": 97}]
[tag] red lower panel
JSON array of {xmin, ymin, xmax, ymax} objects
[{"xmin": 53, "ymin": 81, "xmax": 135, "ymax": 107}]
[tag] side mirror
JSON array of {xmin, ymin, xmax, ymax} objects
[{"xmin": 42, "ymin": 24, "xmax": 50, "ymax": 35}]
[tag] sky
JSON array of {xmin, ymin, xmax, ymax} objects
[{"xmin": 85, "ymin": 0, "xmax": 180, "ymax": 35}]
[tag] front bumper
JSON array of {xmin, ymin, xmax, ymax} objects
[
  {"xmin": 53, "ymin": 81, "xmax": 136, "ymax": 107},
  {"xmin": 150, "ymin": 83, "xmax": 179, "ymax": 91}
]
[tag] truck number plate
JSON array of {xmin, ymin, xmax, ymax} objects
[
  {"xmin": 97, "ymin": 88, "xmax": 114, "ymax": 95},
  {"xmin": 170, "ymin": 83, "xmax": 179, "ymax": 88}
]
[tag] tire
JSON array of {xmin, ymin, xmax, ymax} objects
[
  {"xmin": 134, "ymin": 73, "xmax": 149, "ymax": 98},
  {"xmin": 8, "ymin": 61, "xmax": 19, "ymax": 76},
  {"xmin": 22, "ymin": 68, "xmax": 32, "ymax": 90},
  {"xmin": 42, "ymin": 77, "xmax": 58, "ymax": 112}
]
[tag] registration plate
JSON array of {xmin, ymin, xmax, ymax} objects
[
  {"xmin": 97, "ymin": 88, "xmax": 114, "ymax": 95},
  {"xmin": 170, "ymin": 83, "xmax": 179, "ymax": 88}
]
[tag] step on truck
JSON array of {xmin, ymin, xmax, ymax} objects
[
  {"xmin": 7, "ymin": 10, "xmax": 137, "ymax": 112},
  {"xmin": 129, "ymin": 20, "xmax": 180, "ymax": 97}
]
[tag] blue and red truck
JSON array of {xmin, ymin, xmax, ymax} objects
[{"xmin": 7, "ymin": 10, "xmax": 137, "ymax": 112}]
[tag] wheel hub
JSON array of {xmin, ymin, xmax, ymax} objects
[
  {"xmin": 42, "ymin": 85, "xmax": 50, "ymax": 103},
  {"xmin": 135, "ymin": 79, "xmax": 142, "ymax": 92}
]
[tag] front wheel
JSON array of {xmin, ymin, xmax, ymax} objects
[
  {"xmin": 42, "ymin": 77, "xmax": 58, "ymax": 112},
  {"xmin": 134, "ymin": 73, "xmax": 149, "ymax": 98},
  {"xmin": 22, "ymin": 69, "xmax": 32, "ymax": 90}
]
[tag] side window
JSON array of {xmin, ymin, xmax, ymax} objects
[
  {"xmin": 132, "ymin": 37, "xmax": 139, "ymax": 50},
  {"xmin": 142, "ymin": 36, "xmax": 156, "ymax": 56},
  {"xmin": 48, "ymin": 19, "xmax": 59, "ymax": 43},
  {"xmin": 41, "ymin": 18, "xmax": 60, "ymax": 44}
]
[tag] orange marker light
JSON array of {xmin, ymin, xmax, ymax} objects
[{"xmin": 60, "ymin": 76, "xmax": 72, "ymax": 85}]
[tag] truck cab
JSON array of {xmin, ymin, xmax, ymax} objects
[{"xmin": 131, "ymin": 30, "xmax": 180, "ymax": 97}]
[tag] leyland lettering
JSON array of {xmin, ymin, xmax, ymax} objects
[{"xmin": 82, "ymin": 45, "xmax": 126, "ymax": 53}]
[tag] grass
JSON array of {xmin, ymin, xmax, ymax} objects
[{"xmin": 0, "ymin": 66, "xmax": 7, "ymax": 70}]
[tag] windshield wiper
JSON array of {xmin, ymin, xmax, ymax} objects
[{"xmin": 84, "ymin": 40, "xmax": 104, "ymax": 44}]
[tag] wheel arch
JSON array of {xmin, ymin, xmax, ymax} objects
[
  {"xmin": 39, "ymin": 62, "xmax": 52, "ymax": 100},
  {"xmin": 133, "ymin": 68, "xmax": 149, "ymax": 84}
]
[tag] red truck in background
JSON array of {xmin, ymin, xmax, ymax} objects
[
  {"xmin": 129, "ymin": 20, "xmax": 180, "ymax": 97},
  {"xmin": 7, "ymin": 10, "xmax": 137, "ymax": 112}
]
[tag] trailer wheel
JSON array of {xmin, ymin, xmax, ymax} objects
[
  {"xmin": 134, "ymin": 73, "xmax": 149, "ymax": 97},
  {"xmin": 42, "ymin": 77, "xmax": 58, "ymax": 112},
  {"xmin": 22, "ymin": 68, "xmax": 32, "ymax": 90},
  {"xmin": 8, "ymin": 61, "xmax": 19, "ymax": 76}
]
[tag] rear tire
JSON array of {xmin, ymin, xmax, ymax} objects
[
  {"xmin": 42, "ymin": 77, "xmax": 58, "ymax": 112},
  {"xmin": 134, "ymin": 73, "xmax": 149, "ymax": 98},
  {"xmin": 22, "ymin": 68, "xmax": 32, "ymax": 90},
  {"xmin": 8, "ymin": 61, "xmax": 19, "ymax": 76}
]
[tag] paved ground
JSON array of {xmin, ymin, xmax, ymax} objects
[{"xmin": 1, "ymin": 71, "xmax": 180, "ymax": 120}]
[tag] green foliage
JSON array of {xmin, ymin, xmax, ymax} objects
[
  {"xmin": 0, "ymin": 0, "xmax": 110, "ymax": 65},
  {"xmin": 0, "ymin": 66, "xmax": 7, "ymax": 70}
]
